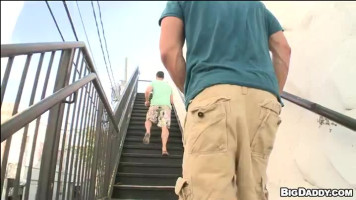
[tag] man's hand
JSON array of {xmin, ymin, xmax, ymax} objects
[{"xmin": 145, "ymin": 101, "xmax": 150, "ymax": 107}]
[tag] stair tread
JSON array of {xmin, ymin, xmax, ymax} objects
[
  {"xmin": 122, "ymin": 153, "xmax": 182, "ymax": 159},
  {"xmin": 113, "ymin": 185, "xmax": 175, "ymax": 190},
  {"xmin": 120, "ymin": 162, "xmax": 181, "ymax": 167},
  {"xmin": 126, "ymin": 137, "xmax": 182, "ymax": 143},
  {"xmin": 118, "ymin": 173, "xmax": 180, "ymax": 177},
  {"xmin": 124, "ymin": 144, "xmax": 183, "ymax": 150}
]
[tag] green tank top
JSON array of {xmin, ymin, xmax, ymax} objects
[{"xmin": 150, "ymin": 80, "xmax": 172, "ymax": 108}]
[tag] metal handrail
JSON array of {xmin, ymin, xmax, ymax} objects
[
  {"xmin": 0, "ymin": 41, "xmax": 134, "ymax": 199},
  {"xmin": 108, "ymin": 67, "xmax": 139, "ymax": 198},
  {"xmin": 281, "ymin": 91, "xmax": 356, "ymax": 131},
  {"xmin": 1, "ymin": 42, "xmax": 85, "ymax": 58},
  {"xmin": 1, "ymin": 73, "xmax": 96, "ymax": 142},
  {"xmin": 0, "ymin": 42, "xmax": 120, "ymax": 141}
]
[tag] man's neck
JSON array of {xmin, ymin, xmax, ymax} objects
[{"xmin": 156, "ymin": 78, "xmax": 163, "ymax": 81}]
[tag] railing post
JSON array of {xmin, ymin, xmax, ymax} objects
[
  {"xmin": 37, "ymin": 49, "xmax": 75, "ymax": 199},
  {"xmin": 89, "ymin": 102, "xmax": 104, "ymax": 200}
]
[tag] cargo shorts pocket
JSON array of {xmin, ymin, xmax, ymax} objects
[
  {"xmin": 184, "ymin": 96, "xmax": 230, "ymax": 154},
  {"xmin": 175, "ymin": 177, "xmax": 193, "ymax": 200},
  {"xmin": 251, "ymin": 99, "xmax": 282, "ymax": 157}
]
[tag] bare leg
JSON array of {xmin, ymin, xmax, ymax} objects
[
  {"xmin": 161, "ymin": 126, "xmax": 169, "ymax": 152},
  {"xmin": 145, "ymin": 120, "xmax": 152, "ymax": 134},
  {"xmin": 143, "ymin": 120, "xmax": 152, "ymax": 144}
]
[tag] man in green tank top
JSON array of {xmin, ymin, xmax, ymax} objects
[
  {"xmin": 159, "ymin": 1, "xmax": 291, "ymax": 199},
  {"xmin": 143, "ymin": 71, "xmax": 173, "ymax": 156}
]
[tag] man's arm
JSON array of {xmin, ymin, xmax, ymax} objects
[
  {"xmin": 170, "ymin": 94, "xmax": 174, "ymax": 105},
  {"xmin": 269, "ymin": 31, "xmax": 291, "ymax": 94},
  {"xmin": 145, "ymin": 85, "xmax": 153, "ymax": 107},
  {"xmin": 160, "ymin": 16, "xmax": 186, "ymax": 93}
]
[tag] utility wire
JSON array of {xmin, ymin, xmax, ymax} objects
[
  {"xmin": 45, "ymin": 1, "xmax": 65, "ymax": 41},
  {"xmin": 96, "ymin": 1, "xmax": 118, "ymax": 88},
  {"xmin": 75, "ymin": 1, "xmax": 97, "ymax": 68},
  {"xmin": 62, "ymin": 0, "xmax": 79, "ymax": 41},
  {"xmin": 90, "ymin": 1, "xmax": 117, "ymax": 97}
]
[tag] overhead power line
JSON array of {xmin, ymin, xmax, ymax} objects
[
  {"xmin": 45, "ymin": 1, "xmax": 65, "ymax": 41},
  {"xmin": 75, "ymin": 1, "xmax": 97, "ymax": 67},
  {"xmin": 62, "ymin": 0, "xmax": 79, "ymax": 41},
  {"xmin": 96, "ymin": 1, "xmax": 118, "ymax": 88},
  {"xmin": 90, "ymin": 1, "xmax": 117, "ymax": 97}
]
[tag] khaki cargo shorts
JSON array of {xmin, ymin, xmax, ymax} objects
[
  {"xmin": 146, "ymin": 105, "xmax": 171, "ymax": 128},
  {"xmin": 175, "ymin": 84, "xmax": 282, "ymax": 200}
]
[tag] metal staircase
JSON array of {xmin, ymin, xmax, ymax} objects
[{"xmin": 112, "ymin": 93, "xmax": 183, "ymax": 199}]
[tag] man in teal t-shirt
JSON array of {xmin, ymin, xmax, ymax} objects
[
  {"xmin": 159, "ymin": 1, "xmax": 291, "ymax": 199},
  {"xmin": 143, "ymin": 71, "xmax": 173, "ymax": 156}
]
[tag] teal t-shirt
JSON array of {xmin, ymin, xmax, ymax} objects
[
  {"xmin": 159, "ymin": 1, "xmax": 284, "ymax": 110},
  {"xmin": 150, "ymin": 80, "xmax": 172, "ymax": 108}
]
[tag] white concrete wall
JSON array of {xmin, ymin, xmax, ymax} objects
[
  {"xmin": 170, "ymin": 2, "xmax": 356, "ymax": 199},
  {"xmin": 263, "ymin": 2, "xmax": 356, "ymax": 199}
]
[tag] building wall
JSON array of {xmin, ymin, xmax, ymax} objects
[{"xmin": 263, "ymin": 2, "xmax": 356, "ymax": 198}]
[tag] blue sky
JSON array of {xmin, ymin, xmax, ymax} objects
[{"xmin": 2, "ymin": 1, "xmax": 168, "ymax": 106}]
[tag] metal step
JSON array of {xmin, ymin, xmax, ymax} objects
[
  {"xmin": 125, "ymin": 136, "xmax": 182, "ymax": 144},
  {"xmin": 129, "ymin": 122, "xmax": 179, "ymax": 128},
  {"xmin": 112, "ymin": 185, "xmax": 176, "ymax": 199},
  {"xmin": 118, "ymin": 162, "xmax": 182, "ymax": 174},
  {"xmin": 125, "ymin": 140, "xmax": 182, "ymax": 147},
  {"xmin": 124, "ymin": 141, "xmax": 182, "ymax": 149},
  {"xmin": 125, "ymin": 132, "xmax": 182, "ymax": 140},
  {"xmin": 130, "ymin": 116, "xmax": 178, "ymax": 121},
  {"xmin": 127, "ymin": 126, "xmax": 181, "ymax": 133},
  {"xmin": 120, "ymin": 153, "xmax": 182, "ymax": 165},
  {"xmin": 116, "ymin": 173, "xmax": 180, "ymax": 186},
  {"xmin": 123, "ymin": 144, "xmax": 183, "ymax": 155}
]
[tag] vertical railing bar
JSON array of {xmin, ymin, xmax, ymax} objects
[
  {"xmin": 79, "ymin": 85, "xmax": 95, "ymax": 200},
  {"xmin": 104, "ymin": 126, "xmax": 113, "ymax": 193},
  {"xmin": 65, "ymin": 68, "xmax": 88, "ymax": 199},
  {"xmin": 84, "ymin": 94, "xmax": 98, "ymax": 200},
  {"xmin": 89, "ymin": 102, "xmax": 103, "ymax": 200},
  {"xmin": 37, "ymin": 48, "xmax": 75, "ymax": 199},
  {"xmin": 1, "ymin": 54, "xmax": 32, "ymax": 197},
  {"xmin": 84, "ymin": 94, "xmax": 97, "ymax": 199},
  {"xmin": 67, "ymin": 48, "xmax": 80, "ymax": 89},
  {"xmin": 72, "ymin": 81, "xmax": 92, "ymax": 199},
  {"xmin": 63, "ymin": 63, "xmax": 87, "ymax": 200},
  {"xmin": 109, "ymin": 128, "xmax": 116, "ymax": 191},
  {"xmin": 24, "ymin": 51, "xmax": 56, "ymax": 200},
  {"xmin": 100, "ymin": 111, "xmax": 107, "ymax": 197},
  {"xmin": 102, "ymin": 125, "xmax": 109, "ymax": 197},
  {"xmin": 108, "ymin": 126, "xmax": 118, "ymax": 193},
  {"xmin": 97, "ymin": 114, "xmax": 105, "ymax": 198},
  {"xmin": 0, "ymin": 56, "xmax": 14, "ymax": 107},
  {"xmin": 61, "ymin": 61, "xmax": 85, "ymax": 200},
  {"xmin": 55, "ymin": 49, "xmax": 82, "ymax": 200},
  {"xmin": 75, "ymin": 82, "xmax": 93, "ymax": 198},
  {"xmin": 12, "ymin": 52, "xmax": 45, "ymax": 199},
  {"xmin": 54, "ymin": 104, "xmax": 71, "ymax": 200}
]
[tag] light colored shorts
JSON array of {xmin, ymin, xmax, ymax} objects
[
  {"xmin": 175, "ymin": 84, "xmax": 282, "ymax": 200},
  {"xmin": 146, "ymin": 105, "xmax": 171, "ymax": 128}
]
